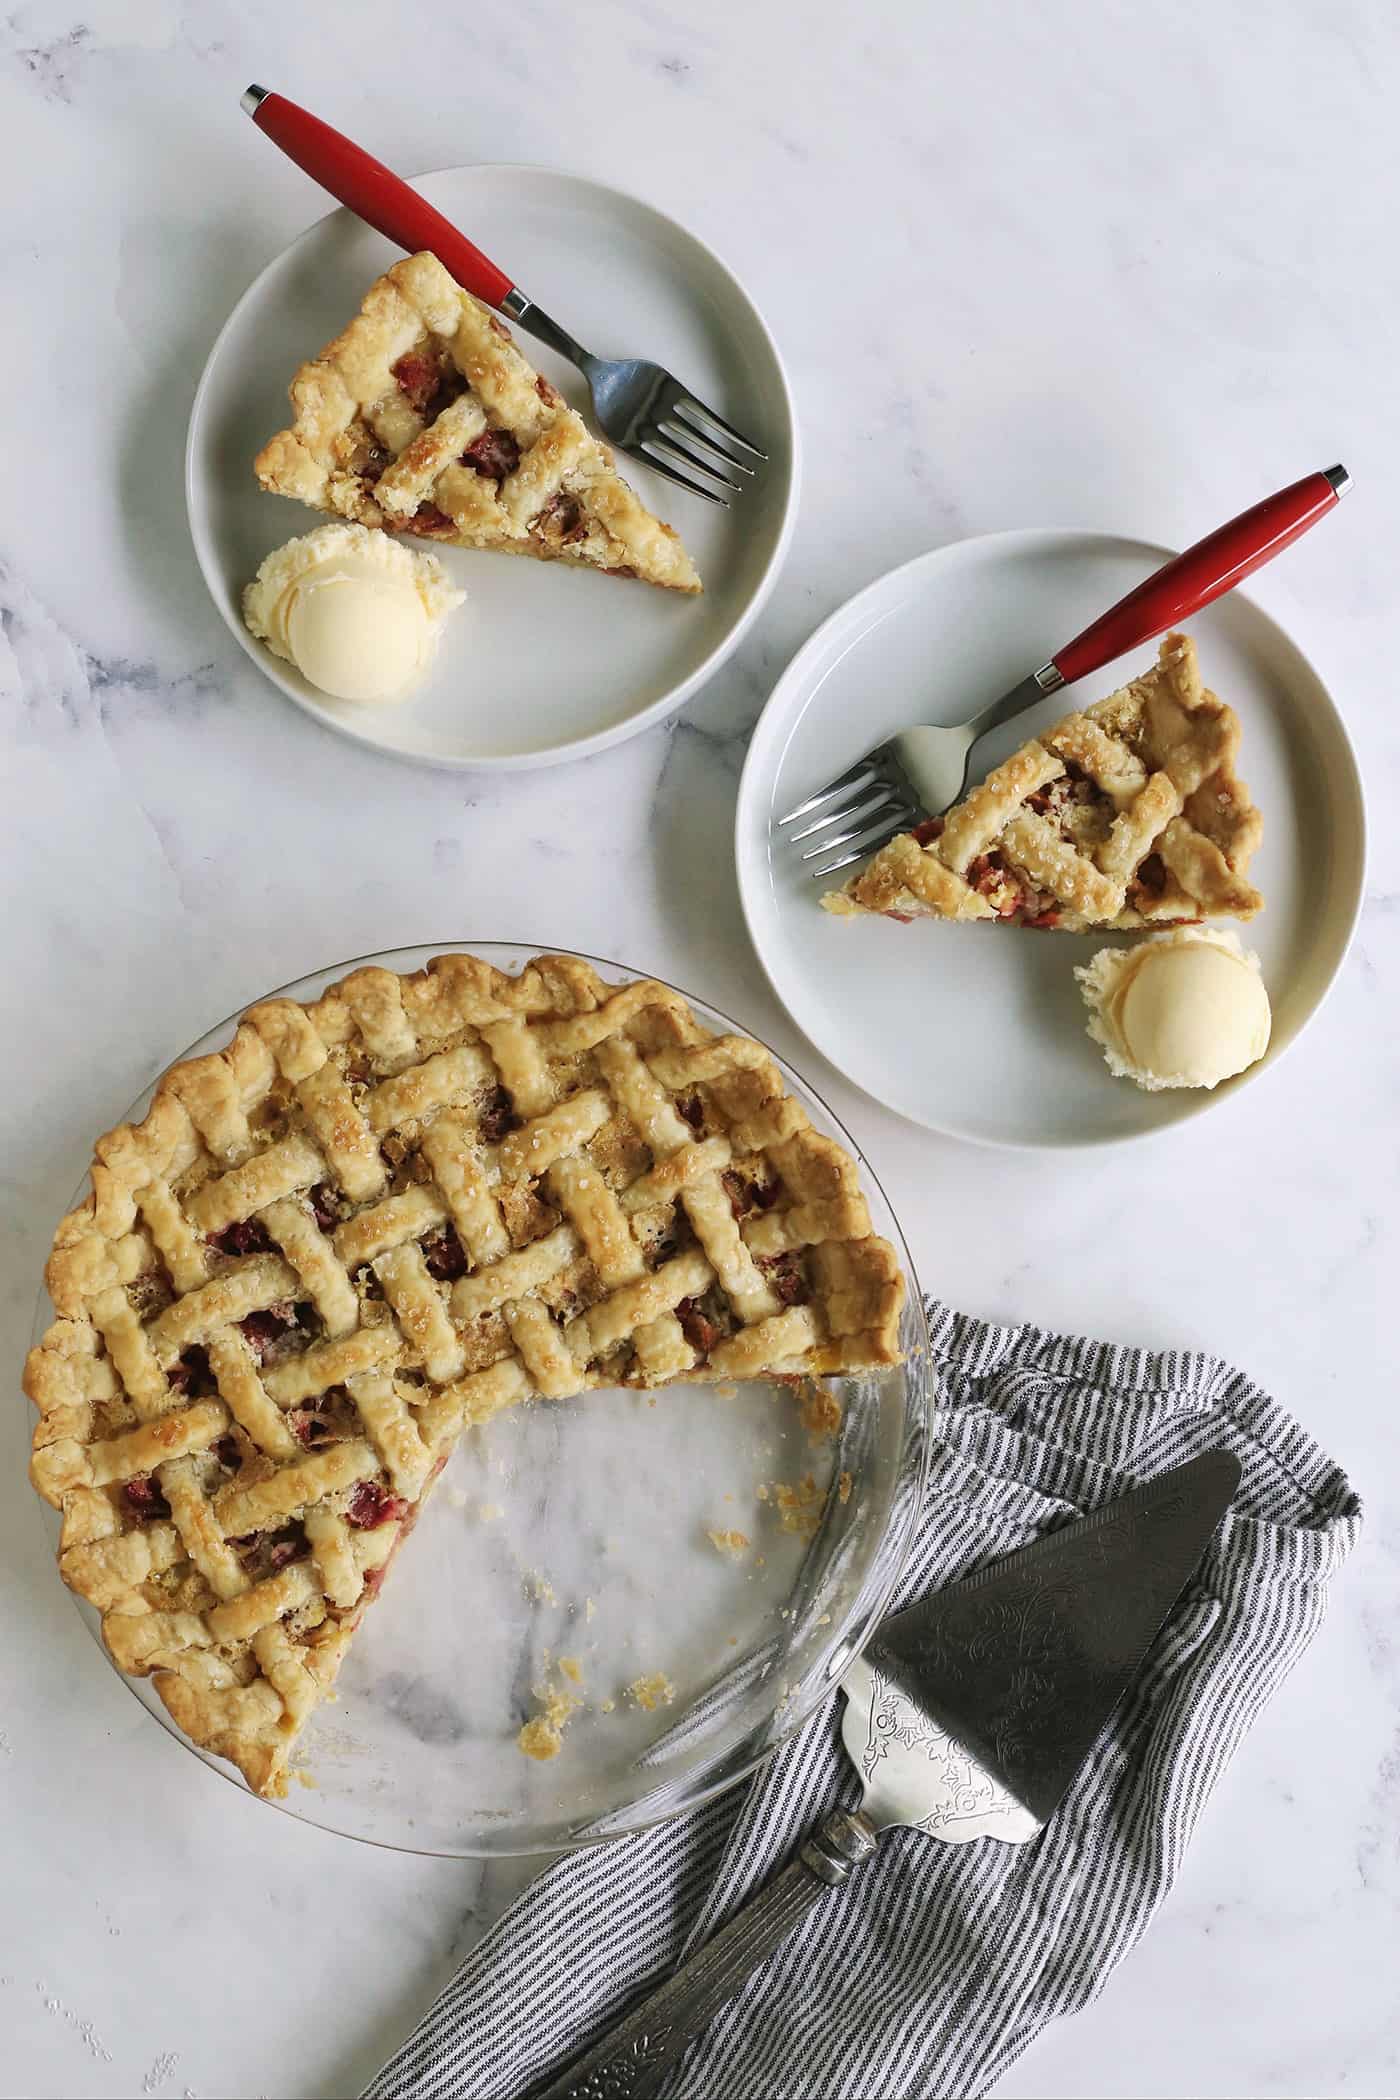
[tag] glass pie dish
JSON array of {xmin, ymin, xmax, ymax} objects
[{"xmin": 27, "ymin": 943, "xmax": 930, "ymax": 1857}]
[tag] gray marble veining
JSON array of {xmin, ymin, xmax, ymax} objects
[{"xmin": 1, "ymin": 4, "xmax": 1396, "ymax": 2098}]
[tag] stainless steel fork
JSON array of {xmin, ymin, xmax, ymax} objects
[
  {"xmin": 243, "ymin": 87, "xmax": 765, "ymax": 505},
  {"xmin": 782, "ymin": 466, "xmax": 1351, "ymax": 877}
]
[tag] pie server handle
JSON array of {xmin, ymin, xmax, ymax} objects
[
  {"xmin": 1050, "ymin": 465, "xmax": 1351, "ymax": 690},
  {"xmin": 523, "ymin": 1808, "xmax": 879, "ymax": 2100},
  {"xmin": 241, "ymin": 85, "xmax": 516, "ymax": 311}
]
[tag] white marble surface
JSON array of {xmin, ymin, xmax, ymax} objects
[{"xmin": 2, "ymin": 1, "xmax": 1396, "ymax": 2094}]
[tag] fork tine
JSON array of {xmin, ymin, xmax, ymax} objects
[
  {"xmin": 787, "ymin": 786, "xmax": 910, "ymax": 844},
  {"xmin": 674, "ymin": 393, "xmax": 768, "ymax": 461},
  {"xmin": 778, "ymin": 762, "xmax": 882, "ymax": 825},
  {"xmin": 646, "ymin": 429, "xmax": 746, "ymax": 494},
  {"xmin": 800, "ymin": 801, "xmax": 916, "ymax": 861},
  {"xmin": 663, "ymin": 408, "xmax": 756, "ymax": 476},
  {"xmin": 635, "ymin": 446, "xmax": 730, "ymax": 507},
  {"xmin": 809, "ymin": 815, "xmax": 912, "ymax": 878}
]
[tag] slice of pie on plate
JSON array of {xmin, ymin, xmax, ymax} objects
[
  {"xmin": 254, "ymin": 251, "xmax": 701, "ymax": 594},
  {"xmin": 825, "ymin": 633, "xmax": 1263, "ymax": 930},
  {"xmin": 25, "ymin": 953, "xmax": 901, "ymax": 1798}
]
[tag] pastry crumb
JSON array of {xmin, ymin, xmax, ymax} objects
[
  {"xmin": 292, "ymin": 1766, "xmax": 317, "ymax": 1790},
  {"xmin": 706, "ymin": 1527, "xmax": 751, "ymax": 1561},
  {"xmin": 715, "ymin": 1382, "xmax": 738, "ymax": 1400},
  {"xmin": 528, "ymin": 1571, "xmax": 558, "ymax": 1605},
  {"xmin": 837, "ymin": 1470, "xmax": 853, "ymax": 1504},
  {"xmin": 584, "ymin": 1596, "xmax": 597, "ymax": 1622},
  {"xmin": 796, "ymin": 1379, "xmax": 843, "ymax": 1444},
  {"xmin": 600, "ymin": 1697, "xmax": 615, "ymax": 1714},
  {"xmin": 626, "ymin": 1671, "xmax": 676, "ymax": 1713},
  {"xmin": 764, "ymin": 1473, "xmax": 824, "ymax": 1538},
  {"xmin": 559, "ymin": 1656, "xmax": 583, "ymax": 1686},
  {"xmin": 477, "ymin": 1501, "xmax": 503, "ymax": 1522},
  {"xmin": 517, "ymin": 1678, "xmax": 582, "ymax": 1762},
  {"xmin": 443, "ymin": 1484, "xmax": 468, "ymax": 1510}
]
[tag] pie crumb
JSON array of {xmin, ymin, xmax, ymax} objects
[
  {"xmin": 443, "ymin": 1484, "xmax": 468, "ymax": 1510},
  {"xmin": 626, "ymin": 1671, "xmax": 676, "ymax": 1713},
  {"xmin": 764, "ymin": 1474, "xmax": 824, "ymax": 1538},
  {"xmin": 706, "ymin": 1527, "xmax": 751, "ymax": 1561},
  {"xmin": 529, "ymin": 1571, "xmax": 558, "ymax": 1605},
  {"xmin": 837, "ymin": 1470, "xmax": 853, "ymax": 1504},
  {"xmin": 559, "ymin": 1656, "xmax": 583, "ymax": 1685},
  {"xmin": 796, "ymin": 1380, "xmax": 843, "ymax": 1444},
  {"xmin": 292, "ymin": 1767, "xmax": 317, "ymax": 1790},
  {"xmin": 517, "ymin": 1678, "xmax": 582, "ymax": 1762},
  {"xmin": 600, "ymin": 1697, "xmax": 615, "ymax": 1714},
  {"xmin": 477, "ymin": 1501, "xmax": 503, "ymax": 1522},
  {"xmin": 584, "ymin": 1597, "xmax": 597, "ymax": 1622}
]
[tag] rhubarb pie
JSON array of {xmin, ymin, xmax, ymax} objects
[
  {"xmin": 254, "ymin": 252, "xmax": 701, "ymax": 593},
  {"xmin": 825, "ymin": 634, "xmax": 1263, "ymax": 930},
  {"xmin": 25, "ymin": 953, "xmax": 901, "ymax": 1797}
]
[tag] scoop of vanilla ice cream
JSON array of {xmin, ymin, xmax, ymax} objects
[
  {"xmin": 242, "ymin": 523, "xmax": 464, "ymax": 703},
  {"xmin": 1075, "ymin": 928, "xmax": 1271, "ymax": 1091}
]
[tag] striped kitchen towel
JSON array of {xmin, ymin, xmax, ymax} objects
[{"xmin": 364, "ymin": 1300, "xmax": 1362, "ymax": 2100}]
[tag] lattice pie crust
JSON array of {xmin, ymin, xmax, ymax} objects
[
  {"xmin": 254, "ymin": 252, "xmax": 701, "ymax": 594},
  {"xmin": 25, "ymin": 954, "xmax": 902, "ymax": 1796},
  {"xmin": 826, "ymin": 634, "xmax": 1263, "ymax": 930}
]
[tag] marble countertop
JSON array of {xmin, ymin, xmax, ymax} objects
[{"xmin": 2, "ymin": 3, "xmax": 1395, "ymax": 2096}]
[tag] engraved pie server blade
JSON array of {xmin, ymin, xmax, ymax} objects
[{"xmin": 526, "ymin": 1448, "xmax": 1240, "ymax": 2100}]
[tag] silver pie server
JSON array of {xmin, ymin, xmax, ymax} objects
[{"xmin": 528, "ymin": 1447, "xmax": 1241, "ymax": 2100}]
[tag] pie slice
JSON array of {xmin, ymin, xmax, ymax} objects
[
  {"xmin": 254, "ymin": 251, "xmax": 701, "ymax": 594},
  {"xmin": 25, "ymin": 953, "xmax": 901, "ymax": 1798},
  {"xmin": 824, "ymin": 633, "xmax": 1263, "ymax": 931}
]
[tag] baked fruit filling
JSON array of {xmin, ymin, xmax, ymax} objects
[
  {"xmin": 830, "ymin": 634, "xmax": 1263, "ymax": 933},
  {"xmin": 26, "ymin": 953, "xmax": 903, "ymax": 1798},
  {"xmin": 254, "ymin": 251, "xmax": 702, "ymax": 593}
]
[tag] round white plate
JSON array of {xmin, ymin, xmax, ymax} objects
[
  {"xmin": 736, "ymin": 529, "xmax": 1365, "ymax": 1149},
  {"xmin": 187, "ymin": 165, "xmax": 798, "ymax": 769}
]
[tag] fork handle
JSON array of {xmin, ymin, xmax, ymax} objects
[
  {"xmin": 1051, "ymin": 465, "xmax": 1350, "ymax": 687},
  {"xmin": 242, "ymin": 86, "xmax": 516, "ymax": 310}
]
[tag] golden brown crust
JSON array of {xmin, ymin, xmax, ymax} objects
[
  {"xmin": 827, "ymin": 634, "xmax": 1264, "ymax": 931},
  {"xmin": 254, "ymin": 252, "xmax": 701, "ymax": 594},
  {"xmin": 24, "ymin": 953, "xmax": 903, "ymax": 1796}
]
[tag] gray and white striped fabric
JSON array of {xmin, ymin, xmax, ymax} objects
[{"xmin": 365, "ymin": 1300, "xmax": 1362, "ymax": 2100}]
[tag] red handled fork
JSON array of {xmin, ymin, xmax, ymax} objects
[
  {"xmin": 782, "ymin": 467, "xmax": 1351, "ymax": 876},
  {"xmin": 241, "ymin": 86, "xmax": 764, "ymax": 506}
]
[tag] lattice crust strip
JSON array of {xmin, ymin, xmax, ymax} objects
[
  {"xmin": 25, "ymin": 953, "xmax": 904, "ymax": 1797},
  {"xmin": 826, "ymin": 633, "xmax": 1264, "ymax": 931},
  {"xmin": 253, "ymin": 251, "xmax": 702, "ymax": 595}
]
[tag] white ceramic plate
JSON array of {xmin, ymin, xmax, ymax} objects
[
  {"xmin": 736, "ymin": 529, "xmax": 1365, "ymax": 1149},
  {"xmin": 187, "ymin": 165, "xmax": 798, "ymax": 769}
]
